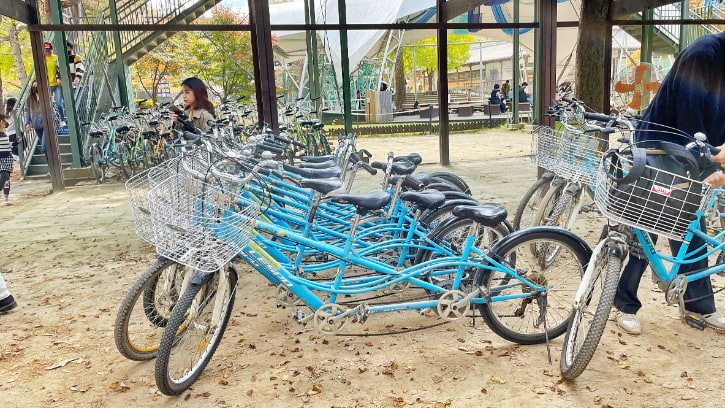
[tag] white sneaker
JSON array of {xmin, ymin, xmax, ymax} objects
[
  {"xmin": 699, "ymin": 312, "xmax": 725, "ymax": 332},
  {"xmin": 616, "ymin": 311, "xmax": 642, "ymax": 335}
]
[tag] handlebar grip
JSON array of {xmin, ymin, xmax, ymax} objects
[
  {"xmin": 562, "ymin": 96, "xmax": 575, "ymax": 104},
  {"xmin": 583, "ymin": 112, "xmax": 614, "ymax": 123},
  {"xmin": 707, "ymin": 144, "xmax": 721, "ymax": 156},
  {"xmin": 361, "ymin": 162, "xmax": 377, "ymax": 175},
  {"xmin": 371, "ymin": 161, "xmax": 387, "ymax": 170},
  {"xmin": 403, "ymin": 175, "xmax": 424, "ymax": 191},
  {"xmin": 259, "ymin": 143, "xmax": 284, "ymax": 154}
]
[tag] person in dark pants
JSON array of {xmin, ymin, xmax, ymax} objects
[
  {"xmin": 614, "ymin": 32, "xmax": 725, "ymax": 334},
  {"xmin": 489, "ymin": 84, "xmax": 506, "ymax": 113}
]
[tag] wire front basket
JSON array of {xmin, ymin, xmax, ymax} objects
[
  {"xmin": 125, "ymin": 157, "xmax": 186, "ymax": 245},
  {"xmin": 594, "ymin": 150, "xmax": 711, "ymax": 241},
  {"xmin": 147, "ymin": 168, "xmax": 260, "ymax": 273},
  {"xmin": 532, "ymin": 126, "xmax": 608, "ymax": 185}
]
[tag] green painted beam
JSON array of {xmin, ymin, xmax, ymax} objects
[
  {"xmin": 679, "ymin": 2, "xmax": 689, "ymax": 53},
  {"xmin": 49, "ymin": 0, "xmax": 82, "ymax": 168},
  {"xmin": 0, "ymin": 0, "xmax": 32, "ymax": 24},
  {"xmin": 108, "ymin": 0, "xmax": 129, "ymax": 107},
  {"xmin": 641, "ymin": 9, "xmax": 654, "ymax": 63},
  {"xmin": 337, "ymin": 0, "xmax": 353, "ymax": 134}
]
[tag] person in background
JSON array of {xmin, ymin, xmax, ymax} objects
[
  {"xmin": 0, "ymin": 114, "xmax": 14, "ymax": 206},
  {"xmin": 171, "ymin": 77, "xmax": 215, "ymax": 133},
  {"xmin": 0, "ymin": 271, "xmax": 16, "ymax": 313},
  {"xmin": 66, "ymin": 40, "xmax": 84, "ymax": 88},
  {"xmin": 466, "ymin": 88, "xmax": 473, "ymax": 102},
  {"xmin": 519, "ymin": 82, "xmax": 533, "ymax": 105},
  {"xmin": 5, "ymin": 98, "xmax": 18, "ymax": 159},
  {"xmin": 43, "ymin": 42, "xmax": 65, "ymax": 122},
  {"xmin": 614, "ymin": 31, "xmax": 725, "ymax": 334},
  {"xmin": 501, "ymin": 80, "xmax": 511, "ymax": 102},
  {"xmin": 26, "ymin": 81, "xmax": 46, "ymax": 155},
  {"xmin": 489, "ymin": 84, "xmax": 507, "ymax": 113}
]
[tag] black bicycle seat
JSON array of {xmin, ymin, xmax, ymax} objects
[
  {"xmin": 390, "ymin": 160, "xmax": 416, "ymax": 176},
  {"xmin": 452, "ymin": 204, "xmax": 507, "ymax": 227},
  {"xmin": 283, "ymin": 163, "xmax": 341, "ymax": 179},
  {"xmin": 298, "ymin": 160, "xmax": 337, "ymax": 169},
  {"xmin": 300, "ymin": 155, "xmax": 335, "ymax": 163},
  {"xmin": 394, "ymin": 153, "xmax": 422, "ymax": 165},
  {"xmin": 390, "ymin": 172, "xmax": 432, "ymax": 187},
  {"xmin": 331, "ymin": 190, "xmax": 391, "ymax": 213},
  {"xmin": 90, "ymin": 131, "xmax": 103, "ymax": 138},
  {"xmin": 312, "ymin": 123, "xmax": 325, "ymax": 130},
  {"xmin": 300, "ymin": 177, "xmax": 343, "ymax": 195},
  {"xmin": 400, "ymin": 189, "xmax": 446, "ymax": 210},
  {"xmin": 300, "ymin": 120, "xmax": 314, "ymax": 127},
  {"xmin": 142, "ymin": 130, "xmax": 156, "ymax": 138},
  {"xmin": 149, "ymin": 120, "xmax": 160, "ymax": 126},
  {"xmin": 116, "ymin": 125, "xmax": 130, "ymax": 134}
]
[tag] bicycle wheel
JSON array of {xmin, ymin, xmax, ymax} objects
[
  {"xmin": 142, "ymin": 139, "xmax": 153, "ymax": 169},
  {"xmin": 474, "ymin": 228, "xmax": 591, "ymax": 344},
  {"xmin": 429, "ymin": 171, "xmax": 472, "ymax": 195},
  {"xmin": 114, "ymin": 142, "xmax": 132, "ymax": 179},
  {"xmin": 155, "ymin": 266, "xmax": 238, "ymax": 396},
  {"xmin": 417, "ymin": 217, "xmax": 510, "ymax": 291},
  {"xmin": 114, "ymin": 259, "xmax": 188, "ymax": 361},
  {"xmin": 318, "ymin": 132, "xmax": 332, "ymax": 155},
  {"xmin": 560, "ymin": 244, "xmax": 622, "ymax": 379},
  {"xmin": 89, "ymin": 143, "xmax": 105, "ymax": 184},
  {"xmin": 512, "ymin": 174, "xmax": 553, "ymax": 230}
]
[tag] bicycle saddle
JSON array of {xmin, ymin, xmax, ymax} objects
[
  {"xmin": 283, "ymin": 163, "xmax": 341, "ymax": 179},
  {"xmin": 90, "ymin": 131, "xmax": 103, "ymax": 138},
  {"xmin": 394, "ymin": 153, "xmax": 422, "ymax": 165},
  {"xmin": 142, "ymin": 130, "xmax": 156, "ymax": 138},
  {"xmin": 312, "ymin": 123, "xmax": 325, "ymax": 130},
  {"xmin": 299, "ymin": 177, "xmax": 343, "ymax": 195},
  {"xmin": 149, "ymin": 120, "xmax": 160, "ymax": 126},
  {"xmin": 300, "ymin": 155, "xmax": 335, "ymax": 163},
  {"xmin": 297, "ymin": 160, "xmax": 337, "ymax": 169},
  {"xmin": 390, "ymin": 172, "xmax": 433, "ymax": 187},
  {"xmin": 116, "ymin": 125, "xmax": 130, "ymax": 134},
  {"xmin": 452, "ymin": 204, "xmax": 507, "ymax": 227},
  {"xmin": 331, "ymin": 190, "xmax": 391, "ymax": 213},
  {"xmin": 299, "ymin": 120, "xmax": 315, "ymax": 127},
  {"xmin": 400, "ymin": 189, "xmax": 446, "ymax": 210}
]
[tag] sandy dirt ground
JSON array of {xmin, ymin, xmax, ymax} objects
[{"xmin": 1, "ymin": 130, "xmax": 724, "ymax": 408}]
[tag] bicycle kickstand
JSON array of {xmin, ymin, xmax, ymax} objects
[{"xmin": 535, "ymin": 292, "xmax": 553, "ymax": 364}]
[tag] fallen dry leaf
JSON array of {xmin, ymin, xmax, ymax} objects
[
  {"xmin": 46, "ymin": 357, "xmax": 79, "ymax": 370},
  {"xmin": 490, "ymin": 376, "xmax": 506, "ymax": 384}
]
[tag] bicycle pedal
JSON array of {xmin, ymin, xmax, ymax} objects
[{"xmin": 683, "ymin": 313, "xmax": 707, "ymax": 331}]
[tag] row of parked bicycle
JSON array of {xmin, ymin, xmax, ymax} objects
[
  {"xmin": 83, "ymin": 98, "xmax": 332, "ymax": 183},
  {"xmin": 113, "ymin": 95, "xmax": 725, "ymax": 395}
]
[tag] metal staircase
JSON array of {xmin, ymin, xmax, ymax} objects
[
  {"xmin": 16, "ymin": 0, "xmax": 222, "ymax": 177},
  {"xmin": 620, "ymin": 2, "xmax": 724, "ymax": 55}
]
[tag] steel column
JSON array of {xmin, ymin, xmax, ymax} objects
[
  {"xmin": 28, "ymin": 0, "xmax": 64, "ymax": 191},
  {"xmin": 49, "ymin": 0, "xmax": 82, "ymax": 168},
  {"xmin": 536, "ymin": 0, "xmax": 556, "ymax": 127},
  {"xmin": 250, "ymin": 0, "xmax": 279, "ymax": 131},
  {"xmin": 108, "ymin": 0, "xmax": 129, "ymax": 107},
  {"xmin": 304, "ymin": 0, "xmax": 321, "ymax": 113},
  {"xmin": 512, "ymin": 0, "xmax": 520, "ymax": 123},
  {"xmin": 412, "ymin": 47, "xmax": 418, "ymax": 102},
  {"xmin": 478, "ymin": 43, "xmax": 483, "ymax": 102},
  {"xmin": 437, "ymin": 0, "xmax": 450, "ymax": 166},
  {"xmin": 679, "ymin": 1, "xmax": 689, "ymax": 53},
  {"xmin": 604, "ymin": 22, "xmax": 613, "ymax": 114},
  {"xmin": 337, "ymin": 0, "xmax": 353, "ymax": 134},
  {"xmin": 641, "ymin": 9, "xmax": 654, "ymax": 63}
]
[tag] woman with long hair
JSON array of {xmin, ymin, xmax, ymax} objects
[
  {"xmin": 26, "ymin": 81, "xmax": 46, "ymax": 155},
  {"xmin": 171, "ymin": 77, "xmax": 215, "ymax": 132}
]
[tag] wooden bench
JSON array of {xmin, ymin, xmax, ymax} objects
[{"xmin": 507, "ymin": 102, "xmax": 533, "ymax": 123}]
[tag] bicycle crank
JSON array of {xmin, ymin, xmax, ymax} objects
[
  {"xmin": 276, "ymin": 285, "xmax": 302, "ymax": 309},
  {"xmin": 312, "ymin": 303, "xmax": 349, "ymax": 335},
  {"xmin": 436, "ymin": 290, "xmax": 470, "ymax": 321}
]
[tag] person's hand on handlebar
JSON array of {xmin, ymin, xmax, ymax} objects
[
  {"xmin": 170, "ymin": 111, "xmax": 178, "ymax": 123},
  {"xmin": 704, "ymin": 171, "xmax": 725, "ymax": 188},
  {"xmin": 712, "ymin": 145, "xmax": 725, "ymax": 166}
]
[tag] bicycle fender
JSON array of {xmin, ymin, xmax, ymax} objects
[{"xmin": 488, "ymin": 226, "xmax": 593, "ymax": 261}]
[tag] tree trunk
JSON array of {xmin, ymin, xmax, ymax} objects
[
  {"xmin": 0, "ymin": 73, "xmax": 4, "ymax": 108},
  {"xmin": 394, "ymin": 50, "xmax": 405, "ymax": 110},
  {"xmin": 575, "ymin": 0, "xmax": 611, "ymax": 112},
  {"xmin": 6, "ymin": 23, "xmax": 28, "ymax": 88}
]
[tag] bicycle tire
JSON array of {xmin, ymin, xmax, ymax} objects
[
  {"xmin": 319, "ymin": 132, "xmax": 332, "ymax": 155},
  {"xmin": 429, "ymin": 171, "xmax": 472, "ymax": 195},
  {"xmin": 115, "ymin": 142, "xmax": 131, "ymax": 179},
  {"xmin": 475, "ymin": 228, "xmax": 591, "ymax": 344},
  {"xmin": 533, "ymin": 182, "xmax": 571, "ymax": 228},
  {"xmin": 560, "ymin": 247, "xmax": 622, "ymax": 379},
  {"xmin": 113, "ymin": 259, "xmax": 186, "ymax": 361},
  {"xmin": 155, "ymin": 266, "xmax": 238, "ymax": 396},
  {"xmin": 416, "ymin": 217, "xmax": 510, "ymax": 291},
  {"xmin": 89, "ymin": 143, "xmax": 105, "ymax": 184},
  {"xmin": 513, "ymin": 175, "xmax": 552, "ymax": 230},
  {"xmin": 426, "ymin": 181, "xmax": 462, "ymax": 193}
]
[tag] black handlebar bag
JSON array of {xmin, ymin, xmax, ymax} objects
[{"xmin": 603, "ymin": 141, "xmax": 703, "ymax": 237}]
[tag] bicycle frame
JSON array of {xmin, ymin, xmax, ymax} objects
[{"xmin": 630, "ymin": 188, "xmax": 725, "ymax": 285}]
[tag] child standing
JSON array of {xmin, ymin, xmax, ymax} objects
[{"xmin": 0, "ymin": 114, "xmax": 14, "ymax": 205}]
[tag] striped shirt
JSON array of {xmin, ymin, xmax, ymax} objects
[{"xmin": 0, "ymin": 131, "xmax": 11, "ymax": 158}]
